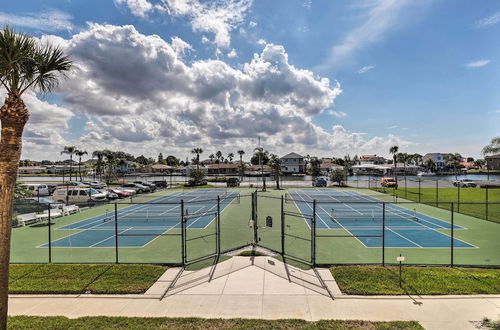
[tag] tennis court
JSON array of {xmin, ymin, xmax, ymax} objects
[
  {"xmin": 288, "ymin": 189, "xmax": 475, "ymax": 248},
  {"xmin": 42, "ymin": 189, "xmax": 240, "ymax": 248}
]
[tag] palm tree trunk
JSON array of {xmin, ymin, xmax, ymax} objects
[
  {"xmin": 0, "ymin": 94, "xmax": 29, "ymax": 329},
  {"xmin": 78, "ymin": 157, "xmax": 82, "ymax": 182}
]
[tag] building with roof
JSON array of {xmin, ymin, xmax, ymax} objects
[
  {"xmin": 422, "ymin": 153, "xmax": 449, "ymax": 170},
  {"xmin": 485, "ymin": 154, "xmax": 500, "ymax": 170},
  {"xmin": 358, "ymin": 155, "xmax": 386, "ymax": 165},
  {"xmin": 280, "ymin": 152, "xmax": 305, "ymax": 174},
  {"xmin": 205, "ymin": 163, "xmax": 239, "ymax": 175}
]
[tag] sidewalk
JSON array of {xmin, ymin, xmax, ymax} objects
[{"xmin": 8, "ymin": 257, "xmax": 500, "ymax": 330}]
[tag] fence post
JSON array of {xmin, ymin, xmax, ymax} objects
[
  {"xmin": 451, "ymin": 202, "xmax": 454, "ymax": 267},
  {"xmin": 436, "ymin": 179, "xmax": 439, "ymax": 206},
  {"xmin": 48, "ymin": 204, "xmax": 52, "ymax": 263},
  {"xmin": 312, "ymin": 200, "xmax": 316, "ymax": 266},
  {"xmin": 457, "ymin": 183, "xmax": 460, "ymax": 213},
  {"xmin": 114, "ymin": 203, "xmax": 119, "ymax": 264},
  {"xmin": 281, "ymin": 195, "xmax": 285, "ymax": 256},
  {"xmin": 418, "ymin": 179, "xmax": 421, "ymax": 204},
  {"xmin": 382, "ymin": 202, "xmax": 385, "ymax": 266},
  {"xmin": 216, "ymin": 196, "xmax": 221, "ymax": 255},
  {"xmin": 253, "ymin": 192, "xmax": 258, "ymax": 247},
  {"xmin": 486, "ymin": 185, "xmax": 489, "ymax": 221},
  {"xmin": 181, "ymin": 200, "xmax": 185, "ymax": 266}
]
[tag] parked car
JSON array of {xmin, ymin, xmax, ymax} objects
[
  {"xmin": 152, "ymin": 180, "xmax": 168, "ymax": 188},
  {"xmin": 21, "ymin": 184, "xmax": 51, "ymax": 197},
  {"xmin": 452, "ymin": 179, "xmax": 477, "ymax": 188},
  {"xmin": 380, "ymin": 177, "xmax": 398, "ymax": 188},
  {"xmin": 227, "ymin": 177, "xmax": 240, "ymax": 187},
  {"xmin": 133, "ymin": 181, "xmax": 157, "ymax": 192},
  {"xmin": 83, "ymin": 181, "xmax": 107, "ymax": 189},
  {"xmin": 312, "ymin": 177, "xmax": 327, "ymax": 187},
  {"xmin": 25, "ymin": 197, "xmax": 64, "ymax": 209},
  {"xmin": 52, "ymin": 187, "xmax": 107, "ymax": 203},
  {"xmin": 108, "ymin": 188, "xmax": 132, "ymax": 198},
  {"xmin": 99, "ymin": 189, "xmax": 119, "ymax": 200},
  {"xmin": 55, "ymin": 182, "xmax": 89, "ymax": 190},
  {"xmin": 122, "ymin": 183, "xmax": 150, "ymax": 193}
]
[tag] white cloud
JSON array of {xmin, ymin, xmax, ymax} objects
[
  {"xmin": 329, "ymin": 110, "xmax": 347, "ymax": 117},
  {"xmin": 473, "ymin": 10, "xmax": 500, "ymax": 29},
  {"xmin": 319, "ymin": 0, "xmax": 429, "ymax": 69},
  {"xmin": 162, "ymin": 0, "xmax": 253, "ymax": 49},
  {"xmin": 0, "ymin": 10, "xmax": 73, "ymax": 32},
  {"xmin": 114, "ymin": 0, "xmax": 154, "ymax": 18},
  {"xmin": 303, "ymin": 0, "xmax": 312, "ymax": 9},
  {"xmin": 170, "ymin": 36, "xmax": 193, "ymax": 57},
  {"xmin": 357, "ymin": 65, "xmax": 376, "ymax": 73},
  {"xmin": 227, "ymin": 48, "xmax": 238, "ymax": 58},
  {"xmin": 257, "ymin": 38, "xmax": 267, "ymax": 45},
  {"xmin": 487, "ymin": 110, "xmax": 500, "ymax": 114},
  {"xmin": 18, "ymin": 23, "xmax": 416, "ymax": 159},
  {"xmin": 249, "ymin": 21, "xmax": 257, "ymax": 28},
  {"xmin": 465, "ymin": 59, "xmax": 491, "ymax": 68}
]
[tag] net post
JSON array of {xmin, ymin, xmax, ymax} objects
[
  {"xmin": 312, "ymin": 200, "xmax": 317, "ymax": 267},
  {"xmin": 114, "ymin": 202, "xmax": 119, "ymax": 264},
  {"xmin": 216, "ymin": 195, "xmax": 221, "ymax": 256},
  {"xmin": 281, "ymin": 195, "xmax": 285, "ymax": 256},
  {"xmin": 451, "ymin": 202, "xmax": 454, "ymax": 267},
  {"xmin": 48, "ymin": 204, "xmax": 52, "ymax": 263},
  {"xmin": 181, "ymin": 200, "xmax": 185, "ymax": 266},
  {"xmin": 382, "ymin": 202, "xmax": 385, "ymax": 266}
]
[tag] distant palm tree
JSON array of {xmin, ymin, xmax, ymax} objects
[
  {"xmin": 0, "ymin": 27, "xmax": 71, "ymax": 329},
  {"xmin": 269, "ymin": 154, "xmax": 282, "ymax": 189},
  {"xmin": 482, "ymin": 137, "xmax": 500, "ymax": 155},
  {"xmin": 389, "ymin": 145, "xmax": 399, "ymax": 183},
  {"xmin": 74, "ymin": 149, "xmax": 88, "ymax": 181},
  {"xmin": 304, "ymin": 154, "xmax": 310, "ymax": 174},
  {"xmin": 215, "ymin": 151, "xmax": 222, "ymax": 176},
  {"xmin": 227, "ymin": 152, "xmax": 234, "ymax": 163},
  {"xmin": 191, "ymin": 148, "xmax": 203, "ymax": 170},
  {"xmin": 446, "ymin": 153, "xmax": 462, "ymax": 179},
  {"xmin": 254, "ymin": 147, "xmax": 269, "ymax": 191},
  {"xmin": 61, "ymin": 146, "xmax": 77, "ymax": 181},
  {"xmin": 209, "ymin": 154, "xmax": 215, "ymax": 162},
  {"xmin": 103, "ymin": 150, "xmax": 117, "ymax": 183},
  {"xmin": 309, "ymin": 157, "xmax": 322, "ymax": 177},
  {"xmin": 237, "ymin": 150, "xmax": 245, "ymax": 180},
  {"xmin": 424, "ymin": 159, "xmax": 436, "ymax": 172},
  {"xmin": 92, "ymin": 150, "xmax": 105, "ymax": 180}
]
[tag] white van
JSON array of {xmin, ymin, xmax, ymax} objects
[
  {"xmin": 22, "ymin": 184, "xmax": 50, "ymax": 197},
  {"xmin": 52, "ymin": 187, "xmax": 107, "ymax": 203}
]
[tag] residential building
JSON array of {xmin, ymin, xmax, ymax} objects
[
  {"xmin": 422, "ymin": 153, "xmax": 449, "ymax": 170},
  {"xmin": 320, "ymin": 162, "xmax": 344, "ymax": 175},
  {"xmin": 485, "ymin": 154, "xmax": 500, "ymax": 170},
  {"xmin": 206, "ymin": 163, "xmax": 239, "ymax": 175},
  {"xmin": 280, "ymin": 152, "xmax": 305, "ymax": 174},
  {"xmin": 17, "ymin": 166, "xmax": 46, "ymax": 174},
  {"xmin": 358, "ymin": 155, "xmax": 386, "ymax": 165},
  {"xmin": 142, "ymin": 163, "xmax": 173, "ymax": 173}
]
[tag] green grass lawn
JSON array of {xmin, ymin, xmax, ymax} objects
[
  {"xmin": 7, "ymin": 316, "xmax": 423, "ymax": 330},
  {"xmin": 331, "ymin": 266, "xmax": 500, "ymax": 295},
  {"xmin": 9, "ymin": 264, "xmax": 166, "ymax": 294},
  {"xmin": 372, "ymin": 187, "xmax": 500, "ymax": 222}
]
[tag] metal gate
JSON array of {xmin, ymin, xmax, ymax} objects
[{"xmin": 282, "ymin": 197, "xmax": 315, "ymax": 266}]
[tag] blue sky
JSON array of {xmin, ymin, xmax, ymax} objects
[{"xmin": 1, "ymin": 0, "xmax": 498, "ymax": 160}]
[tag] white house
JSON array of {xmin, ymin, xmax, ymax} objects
[
  {"xmin": 280, "ymin": 152, "xmax": 305, "ymax": 174},
  {"xmin": 422, "ymin": 153, "xmax": 449, "ymax": 170}
]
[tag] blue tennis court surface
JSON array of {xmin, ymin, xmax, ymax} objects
[
  {"xmin": 43, "ymin": 189, "xmax": 239, "ymax": 248},
  {"xmin": 289, "ymin": 189, "xmax": 474, "ymax": 248}
]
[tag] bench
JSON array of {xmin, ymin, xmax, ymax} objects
[{"xmin": 16, "ymin": 213, "xmax": 39, "ymax": 227}]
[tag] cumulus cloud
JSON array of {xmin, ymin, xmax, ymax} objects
[
  {"xmin": 0, "ymin": 10, "xmax": 73, "ymax": 32},
  {"xmin": 114, "ymin": 0, "xmax": 154, "ymax": 18},
  {"xmin": 465, "ymin": 59, "xmax": 491, "ymax": 68},
  {"xmin": 162, "ymin": 0, "xmax": 253, "ymax": 49},
  {"xmin": 227, "ymin": 48, "xmax": 238, "ymax": 58},
  {"xmin": 16, "ymin": 23, "xmax": 415, "ymax": 159}
]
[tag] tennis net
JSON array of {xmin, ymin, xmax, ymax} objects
[{"xmin": 285, "ymin": 193, "xmax": 378, "ymax": 204}]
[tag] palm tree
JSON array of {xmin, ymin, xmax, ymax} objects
[
  {"xmin": 216, "ymin": 150, "xmax": 222, "ymax": 177},
  {"xmin": 254, "ymin": 147, "xmax": 269, "ymax": 191},
  {"xmin": 446, "ymin": 153, "xmax": 462, "ymax": 179},
  {"xmin": 74, "ymin": 149, "xmax": 88, "ymax": 182},
  {"xmin": 92, "ymin": 150, "xmax": 105, "ymax": 180},
  {"xmin": 389, "ymin": 145, "xmax": 399, "ymax": 184},
  {"xmin": 103, "ymin": 150, "xmax": 117, "ymax": 183},
  {"xmin": 304, "ymin": 154, "xmax": 310, "ymax": 174},
  {"xmin": 268, "ymin": 154, "xmax": 282, "ymax": 189},
  {"xmin": 237, "ymin": 150, "xmax": 245, "ymax": 180},
  {"xmin": 0, "ymin": 27, "xmax": 71, "ymax": 328},
  {"xmin": 191, "ymin": 148, "xmax": 203, "ymax": 170},
  {"xmin": 309, "ymin": 157, "xmax": 322, "ymax": 177},
  {"xmin": 482, "ymin": 137, "xmax": 500, "ymax": 161},
  {"xmin": 424, "ymin": 159, "xmax": 436, "ymax": 172},
  {"xmin": 227, "ymin": 152, "xmax": 234, "ymax": 163},
  {"xmin": 61, "ymin": 146, "xmax": 77, "ymax": 181},
  {"xmin": 209, "ymin": 154, "xmax": 215, "ymax": 162}
]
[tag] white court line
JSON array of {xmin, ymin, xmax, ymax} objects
[{"xmin": 89, "ymin": 227, "xmax": 134, "ymax": 247}]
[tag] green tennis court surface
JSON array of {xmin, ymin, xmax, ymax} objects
[{"xmin": 10, "ymin": 188, "xmax": 500, "ymax": 267}]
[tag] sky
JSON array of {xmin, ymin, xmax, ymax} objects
[{"xmin": 0, "ymin": 0, "xmax": 499, "ymax": 161}]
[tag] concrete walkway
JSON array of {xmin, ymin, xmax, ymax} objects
[{"xmin": 8, "ymin": 257, "xmax": 500, "ymax": 330}]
